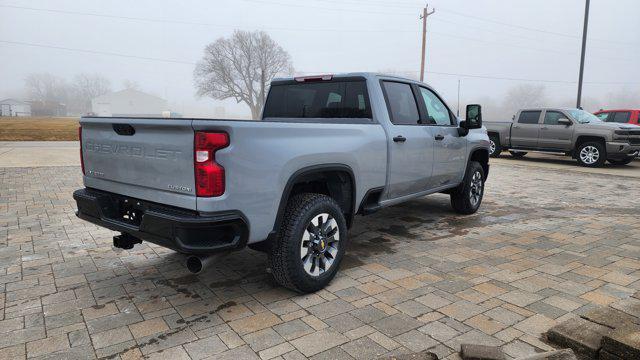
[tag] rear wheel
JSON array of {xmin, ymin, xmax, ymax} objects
[
  {"xmin": 509, "ymin": 151, "xmax": 527, "ymax": 158},
  {"xmin": 268, "ymin": 193, "xmax": 347, "ymax": 293},
  {"xmin": 450, "ymin": 161, "xmax": 485, "ymax": 215},
  {"xmin": 608, "ymin": 158, "xmax": 633, "ymax": 166},
  {"xmin": 576, "ymin": 142, "xmax": 606, "ymax": 167},
  {"xmin": 489, "ymin": 135, "xmax": 502, "ymax": 158}
]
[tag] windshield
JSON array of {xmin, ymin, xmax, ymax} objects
[{"xmin": 568, "ymin": 109, "xmax": 602, "ymax": 124}]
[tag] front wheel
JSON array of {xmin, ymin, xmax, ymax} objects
[
  {"xmin": 608, "ymin": 158, "xmax": 633, "ymax": 166},
  {"xmin": 268, "ymin": 193, "xmax": 347, "ymax": 293},
  {"xmin": 489, "ymin": 135, "xmax": 502, "ymax": 158},
  {"xmin": 450, "ymin": 161, "xmax": 485, "ymax": 215},
  {"xmin": 576, "ymin": 142, "xmax": 606, "ymax": 167}
]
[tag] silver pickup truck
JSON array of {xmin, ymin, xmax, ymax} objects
[
  {"xmin": 74, "ymin": 73, "xmax": 490, "ymax": 292},
  {"xmin": 486, "ymin": 108, "xmax": 640, "ymax": 167}
]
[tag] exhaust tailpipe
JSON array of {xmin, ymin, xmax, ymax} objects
[{"xmin": 185, "ymin": 255, "xmax": 216, "ymax": 274}]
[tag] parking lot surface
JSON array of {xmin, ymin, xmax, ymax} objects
[{"xmin": 1, "ymin": 159, "xmax": 639, "ymax": 359}]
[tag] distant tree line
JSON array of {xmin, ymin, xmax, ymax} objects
[
  {"xmin": 23, "ymin": 74, "xmax": 143, "ymax": 116},
  {"xmin": 24, "ymin": 73, "xmax": 112, "ymax": 116},
  {"xmin": 475, "ymin": 84, "xmax": 640, "ymax": 121}
]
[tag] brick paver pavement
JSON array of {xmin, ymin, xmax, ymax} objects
[{"xmin": 1, "ymin": 162, "xmax": 639, "ymax": 359}]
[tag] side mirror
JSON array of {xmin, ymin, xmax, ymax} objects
[
  {"xmin": 464, "ymin": 104, "xmax": 483, "ymax": 130},
  {"xmin": 557, "ymin": 118, "xmax": 572, "ymax": 126}
]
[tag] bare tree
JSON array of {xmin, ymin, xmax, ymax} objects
[
  {"xmin": 503, "ymin": 84, "xmax": 548, "ymax": 117},
  {"xmin": 194, "ymin": 30, "xmax": 294, "ymax": 119},
  {"xmin": 71, "ymin": 73, "xmax": 111, "ymax": 114},
  {"xmin": 25, "ymin": 73, "xmax": 68, "ymax": 103}
]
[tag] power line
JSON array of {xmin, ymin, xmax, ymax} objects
[
  {"xmin": 238, "ymin": 0, "xmax": 414, "ymax": 16},
  {"xmin": 436, "ymin": 6, "xmax": 637, "ymax": 46},
  {"xmin": 0, "ymin": 4, "xmax": 415, "ymax": 32},
  {"xmin": 4, "ymin": 3, "xmax": 635, "ymax": 59},
  {"xmin": 0, "ymin": 40, "xmax": 196, "ymax": 65},
  {"xmin": 243, "ymin": 0, "xmax": 638, "ymax": 46},
  {"xmin": 2, "ymin": 39, "xmax": 638, "ymax": 85}
]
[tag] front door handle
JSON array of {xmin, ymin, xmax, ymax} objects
[
  {"xmin": 393, "ymin": 135, "xmax": 406, "ymax": 143},
  {"xmin": 434, "ymin": 134, "xmax": 444, "ymax": 141}
]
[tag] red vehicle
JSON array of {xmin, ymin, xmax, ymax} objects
[{"xmin": 593, "ymin": 109, "xmax": 640, "ymax": 125}]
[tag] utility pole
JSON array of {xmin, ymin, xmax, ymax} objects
[
  {"xmin": 419, "ymin": 4, "xmax": 435, "ymax": 82},
  {"xmin": 576, "ymin": 0, "xmax": 590, "ymax": 109}
]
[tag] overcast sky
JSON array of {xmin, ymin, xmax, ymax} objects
[{"xmin": 1, "ymin": 0, "xmax": 638, "ymax": 117}]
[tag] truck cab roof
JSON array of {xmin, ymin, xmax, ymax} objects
[{"xmin": 272, "ymin": 72, "xmax": 432, "ymax": 87}]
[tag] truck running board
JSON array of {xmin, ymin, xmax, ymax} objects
[{"xmin": 506, "ymin": 149, "xmax": 568, "ymax": 156}]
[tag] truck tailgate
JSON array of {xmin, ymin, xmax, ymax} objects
[{"xmin": 80, "ymin": 117, "xmax": 197, "ymax": 210}]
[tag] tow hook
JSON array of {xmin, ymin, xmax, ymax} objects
[{"xmin": 113, "ymin": 233, "xmax": 142, "ymax": 250}]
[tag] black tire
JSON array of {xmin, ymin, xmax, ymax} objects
[
  {"xmin": 509, "ymin": 151, "xmax": 527, "ymax": 158},
  {"xmin": 489, "ymin": 135, "xmax": 502, "ymax": 158},
  {"xmin": 576, "ymin": 141, "xmax": 606, "ymax": 167},
  {"xmin": 608, "ymin": 158, "xmax": 633, "ymax": 166},
  {"xmin": 450, "ymin": 161, "xmax": 485, "ymax": 215},
  {"xmin": 268, "ymin": 193, "xmax": 347, "ymax": 293}
]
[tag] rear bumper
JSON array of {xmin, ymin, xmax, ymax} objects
[
  {"xmin": 606, "ymin": 142, "xmax": 640, "ymax": 159},
  {"xmin": 73, "ymin": 188, "xmax": 249, "ymax": 254}
]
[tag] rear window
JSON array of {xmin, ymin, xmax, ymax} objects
[
  {"xmin": 263, "ymin": 80, "xmax": 372, "ymax": 119},
  {"xmin": 518, "ymin": 111, "xmax": 541, "ymax": 124}
]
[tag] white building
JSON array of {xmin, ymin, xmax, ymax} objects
[
  {"xmin": 0, "ymin": 98, "xmax": 32, "ymax": 117},
  {"xmin": 91, "ymin": 89, "xmax": 168, "ymax": 117}
]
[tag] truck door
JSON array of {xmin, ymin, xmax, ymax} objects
[
  {"xmin": 417, "ymin": 86, "xmax": 466, "ymax": 188},
  {"xmin": 538, "ymin": 110, "xmax": 574, "ymax": 150},
  {"xmin": 511, "ymin": 110, "xmax": 542, "ymax": 148},
  {"xmin": 381, "ymin": 81, "xmax": 434, "ymax": 199}
]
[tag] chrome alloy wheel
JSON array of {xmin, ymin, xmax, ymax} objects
[
  {"xmin": 469, "ymin": 170, "xmax": 483, "ymax": 207},
  {"xmin": 489, "ymin": 139, "xmax": 496, "ymax": 155},
  {"xmin": 579, "ymin": 145, "xmax": 600, "ymax": 165},
  {"xmin": 300, "ymin": 213, "xmax": 339, "ymax": 277}
]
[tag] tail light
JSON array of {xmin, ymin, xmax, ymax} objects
[
  {"xmin": 194, "ymin": 131, "xmax": 229, "ymax": 197},
  {"xmin": 78, "ymin": 126, "xmax": 85, "ymax": 175}
]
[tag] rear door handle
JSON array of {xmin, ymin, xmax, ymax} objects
[
  {"xmin": 393, "ymin": 135, "xmax": 406, "ymax": 143},
  {"xmin": 434, "ymin": 134, "xmax": 444, "ymax": 141}
]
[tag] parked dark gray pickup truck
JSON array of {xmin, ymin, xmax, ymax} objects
[
  {"xmin": 74, "ymin": 73, "xmax": 490, "ymax": 292},
  {"xmin": 486, "ymin": 108, "xmax": 640, "ymax": 167}
]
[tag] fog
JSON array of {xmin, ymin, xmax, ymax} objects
[{"xmin": 1, "ymin": 0, "xmax": 638, "ymax": 119}]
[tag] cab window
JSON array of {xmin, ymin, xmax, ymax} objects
[
  {"xmin": 543, "ymin": 111, "xmax": 566, "ymax": 125},
  {"xmin": 518, "ymin": 111, "xmax": 541, "ymax": 124},
  {"xmin": 418, "ymin": 87, "xmax": 453, "ymax": 126},
  {"xmin": 382, "ymin": 81, "xmax": 420, "ymax": 125},
  {"xmin": 611, "ymin": 112, "xmax": 631, "ymax": 123}
]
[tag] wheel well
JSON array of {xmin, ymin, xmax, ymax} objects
[
  {"xmin": 470, "ymin": 148, "xmax": 489, "ymax": 175},
  {"xmin": 574, "ymin": 136, "xmax": 606, "ymax": 157},
  {"xmin": 487, "ymin": 132, "xmax": 499, "ymax": 140},
  {"xmin": 575, "ymin": 135, "xmax": 606, "ymax": 148},
  {"xmin": 273, "ymin": 166, "xmax": 355, "ymax": 236}
]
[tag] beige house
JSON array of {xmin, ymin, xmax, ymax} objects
[{"xmin": 91, "ymin": 89, "xmax": 168, "ymax": 117}]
